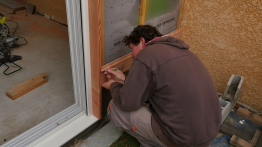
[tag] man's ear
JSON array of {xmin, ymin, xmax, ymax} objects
[{"xmin": 140, "ymin": 37, "xmax": 145, "ymax": 45}]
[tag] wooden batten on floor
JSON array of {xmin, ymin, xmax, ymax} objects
[
  {"xmin": 251, "ymin": 130, "xmax": 261, "ymax": 146},
  {"xmin": 230, "ymin": 135, "xmax": 253, "ymax": 147},
  {"xmin": 0, "ymin": 0, "xmax": 26, "ymax": 11},
  {"xmin": 219, "ymin": 121, "xmax": 253, "ymax": 142},
  {"xmin": 6, "ymin": 73, "xmax": 47, "ymax": 100},
  {"xmin": 236, "ymin": 107, "xmax": 262, "ymax": 126}
]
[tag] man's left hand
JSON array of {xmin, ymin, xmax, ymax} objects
[{"xmin": 102, "ymin": 79, "xmax": 116, "ymax": 90}]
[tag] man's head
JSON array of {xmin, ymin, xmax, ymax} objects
[{"xmin": 124, "ymin": 25, "xmax": 163, "ymax": 58}]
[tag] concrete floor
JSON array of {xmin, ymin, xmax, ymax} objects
[
  {"xmin": 0, "ymin": 5, "xmax": 75, "ymax": 145},
  {"xmin": 75, "ymin": 109, "xmax": 262, "ymax": 147},
  {"xmin": 82, "ymin": 122, "xmax": 123, "ymax": 147}
]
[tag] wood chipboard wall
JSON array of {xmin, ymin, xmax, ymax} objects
[
  {"xmin": 182, "ymin": 0, "xmax": 262, "ymax": 110},
  {"xmin": 27, "ymin": 0, "xmax": 67, "ymax": 25}
]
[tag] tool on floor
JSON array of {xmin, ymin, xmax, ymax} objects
[
  {"xmin": 6, "ymin": 72, "xmax": 48, "ymax": 100},
  {"xmin": 0, "ymin": 43, "xmax": 22, "ymax": 75},
  {"xmin": 0, "ymin": 13, "xmax": 22, "ymax": 47},
  {"xmin": 0, "ymin": 13, "xmax": 27, "ymax": 75}
]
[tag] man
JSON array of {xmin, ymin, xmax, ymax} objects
[{"xmin": 102, "ymin": 25, "xmax": 222, "ymax": 147}]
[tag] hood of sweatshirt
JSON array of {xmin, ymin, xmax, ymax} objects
[{"xmin": 146, "ymin": 36, "xmax": 189, "ymax": 50}]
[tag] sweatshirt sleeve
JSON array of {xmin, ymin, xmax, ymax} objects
[{"xmin": 110, "ymin": 59, "xmax": 155, "ymax": 112}]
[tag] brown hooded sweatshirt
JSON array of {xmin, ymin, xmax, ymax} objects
[{"xmin": 110, "ymin": 36, "xmax": 222, "ymax": 147}]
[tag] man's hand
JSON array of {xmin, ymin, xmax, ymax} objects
[
  {"xmin": 102, "ymin": 79, "xmax": 116, "ymax": 90},
  {"xmin": 104, "ymin": 68, "xmax": 126, "ymax": 85}
]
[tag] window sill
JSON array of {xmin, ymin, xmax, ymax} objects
[{"xmin": 30, "ymin": 113, "xmax": 98, "ymax": 147}]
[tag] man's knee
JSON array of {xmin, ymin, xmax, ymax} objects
[
  {"xmin": 107, "ymin": 100, "xmax": 132, "ymax": 130},
  {"xmin": 107, "ymin": 100, "xmax": 114, "ymax": 120},
  {"xmin": 107, "ymin": 100, "xmax": 121, "ymax": 125}
]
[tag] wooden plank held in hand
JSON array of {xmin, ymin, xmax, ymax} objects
[
  {"xmin": 236, "ymin": 107, "xmax": 262, "ymax": 126},
  {"xmin": 6, "ymin": 73, "xmax": 48, "ymax": 100},
  {"xmin": 230, "ymin": 135, "xmax": 253, "ymax": 147},
  {"xmin": 101, "ymin": 53, "xmax": 133, "ymax": 84}
]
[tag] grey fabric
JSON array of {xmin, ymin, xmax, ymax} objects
[{"xmin": 107, "ymin": 100, "xmax": 166, "ymax": 147}]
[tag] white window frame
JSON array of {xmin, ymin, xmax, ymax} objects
[{"xmin": 1, "ymin": 0, "xmax": 98, "ymax": 147}]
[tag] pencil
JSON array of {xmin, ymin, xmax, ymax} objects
[{"xmin": 101, "ymin": 68, "xmax": 121, "ymax": 73}]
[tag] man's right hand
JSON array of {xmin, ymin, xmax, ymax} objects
[{"xmin": 104, "ymin": 68, "xmax": 126, "ymax": 85}]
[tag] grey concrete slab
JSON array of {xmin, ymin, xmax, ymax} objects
[
  {"xmin": 78, "ymin": 143, "xmax": 87, "ymax": 147},
  {"xmin": 83, "ymin": 122, "xmax": 123, "ymax": 147}
]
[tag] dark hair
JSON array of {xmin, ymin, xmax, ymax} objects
[{"xmin": 124, "ymin": 25, "xmax": 163, "ymax": 46}]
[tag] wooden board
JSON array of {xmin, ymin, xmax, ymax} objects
[
  {"xmin": 219, "ymin": 122, "xmax": 253, "ymax": 142},
  {"xmin": 236, "ymin": 107, "xmax": 262, "ymax": 126},
  {"xmin": 6, "ymin": 73, "xmax": 47, "ymax": 100},
  {"xmin": 88, "ymin": 0, "xmax": 102, "ymax": 119},
  {"xmin": 257, "ymin": 134, "xmax": 262, "ymax": 147},
  {"xmin": 251, "ymin": 130, "xmax": 261, "ymax": 146},
  {"xmin": 101, "ymin": 52, "xmax": 133, "ymax": 84},
  {"xmin": 27, "ymin": 0, "xmax": 67, "ymax": 25},
  {"xmin": 139, "ymin": 0, "xmax": 147, "ymax": 25},
  {"xmin": 11, "ymin": 73, "xmax": 47, "ymax": 90},
  {"xmin": 100, "ymin": 0, "xmax": 105, "ymax": 66},
  {"xmin": 230, "ymin": 135, "xmax": 253, "ymax": 147},
  {"xmin": 176, "ymin": 0, "xmax": 185, "ymax": 29},
  {"xmin": 0, "ymin": 0, "xmax": 25, "ymax": 11}
]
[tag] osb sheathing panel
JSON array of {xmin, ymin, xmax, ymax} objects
[
  {"xmin": 182, "ymin": 0, "xmax": 262, "ymax": 110},
  {"xmin": 27, "ymin": 0, "xmax": 67, "ymax": 25}
]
